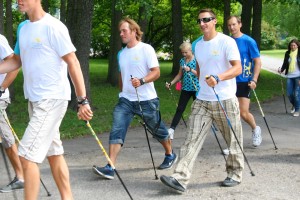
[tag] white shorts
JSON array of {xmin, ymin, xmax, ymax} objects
[
  {"xmin": 18, "ymin": 99, "xmax": 68, "ymax": 163},
  {"xmin": 0, "ymin": 98, "xmax": 15, "ymax": 148}
]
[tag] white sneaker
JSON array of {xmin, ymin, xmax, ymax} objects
[
  {"xmin": 168, "ymin": 128, "xmax": 174, "ymax": 140},
  {"xmin": 291, "ymin": 106, "xmax": 295, "ymax": 114},
  {"xmin": 293, "ymin": 112, "xmax": 299, "ymax": 117},
  {"xmin": 222, "ymin": 148, "xmax": 229, "ymax": 155},
  {"xmin": 252, "ymin": 126, "xmax": 262, "ymax": 147}
]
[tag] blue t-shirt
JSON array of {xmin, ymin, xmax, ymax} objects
[
  {"xmin": 179, "ymin": 58, "xmax": 199, "ymax": 91},
  {"xmin": 234, "ymin": 34, "xmax": 260, "ymax": 83}
]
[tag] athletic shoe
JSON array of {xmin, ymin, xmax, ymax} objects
[
  {"xmin": 158, "ymin": 153, "xmax": 177, "ymax": 170},
  {"xmin": 92, "ymin": 164, "xmax": 115, "ymax": 180},
  {"xmin": 291, "ymin": 106, "xmax": 295, "ymax": 114},
  {"xmin": 222, "ymin": 148, "xmax": 229, "ymax": 155},
  {"xmin": 168, "ymin": 128, "xmax": 174, "ymax": 140},
  {"xmin": 160, "ymin": 175, "xmax": 186, "ymax": 192},
  {"xmin": 0, "ymin": 177, "xmax": 24, "ymax": 193},
  {"xmin": 293, "ymin": 112, "xmax": 299, "ymax": 117},
  {"xmin": 252, "ymin": 126, "xmax": 262, "ymax": 147},
  {"xmin": 221, "ymin": 177, "xmax": 240, "ymax": 187}
]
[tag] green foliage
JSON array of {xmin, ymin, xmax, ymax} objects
[{"xmin": 260, "ymin": 21, "xmax": 280, "ymax": 50}]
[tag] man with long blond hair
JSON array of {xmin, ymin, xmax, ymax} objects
[{"xmin": 93, "ymin": 17, "xmax": 176, "ymax": 179}]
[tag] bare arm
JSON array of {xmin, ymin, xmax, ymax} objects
[
  {"xmin": 248, "ymin": 57, "xmax": 261, "ymax": 89},
  {"xmin": 131, "ymin": 66, "xmax": 160, "ymax": 87},
  {"xmin": 206, "ymin": 60, "xmax": 242, "ymax": 87},
  {"xmin": 0, "ymin": 54, "xmax": 21, "ymax": 74},
  {"xmin": 0, "ymin": 54, "xmax": 20, "ymax": 89},
  {"xmin": 62, "ymin": 52, "xmax": 93, "ymax": 120},
  {"xmin": 166, "ymin": 68, "xmax": 183, "ymax": 89}
]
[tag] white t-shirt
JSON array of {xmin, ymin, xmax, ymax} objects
[
  {"xmin": 118, "ymin": 42, "xmax": 158, "ymax": 101},
  {"xmin": 195, "ymin": 33, "xmax": 240, "ymax": 101},
  {"xmin": 0, "ymin": 34, "xmax": 13, "ymax": 99},
  {"xmin": 14, "ymin": 14, "xmax": 76, "ymax": 102}
]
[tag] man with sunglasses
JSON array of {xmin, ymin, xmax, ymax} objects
[
  {"xmin": 160, "ymin": 8, "xmax": 244, "ymax": 192},
  {"xmin": 227, "ymin": 15, "xmax": 262, "ymax": 147}
]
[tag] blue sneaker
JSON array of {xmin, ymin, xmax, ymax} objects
[
  {"xmin": 158, "ymin": 153, "xmax": 177, "ymax": 170},
  {"xmin": 92, "ymin": 164, "xmax": 115, "ymax": 180}
]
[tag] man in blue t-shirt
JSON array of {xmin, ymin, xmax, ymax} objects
[{"xmin": 227, "ymin": 15, "xmax": 262, "ymax": 147}]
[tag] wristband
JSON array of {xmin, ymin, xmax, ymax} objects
[
  {"xmin": 211, "ymin": 75, "xmax": 220, "ymax": 84},
  {"xmin": 251, "ymin": 80, "xmax": 257, "ymax": 84},
  {"xmin": 139, "ymin": 78, "xmax": 145, "ymax": 85},
  {"xmin": 189, "ymin": 68, "xmax": 192, "ymax": 72},
  {"xmin": 78, "ymin": 98, "xmax": 89, "ymax": 105}
]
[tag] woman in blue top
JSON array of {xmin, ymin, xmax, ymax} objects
[{"xmin": 166, "ymin": 42, "xmax": 200, "ymax": 139}]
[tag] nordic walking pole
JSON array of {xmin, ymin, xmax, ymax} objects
[
  {"xmin": 252, "ymin": 89, "xmax": 278, "ymax": 150},
  {"xmin": 0, "ymin": 139, "xmax": 18, "ymax": 200},
  {"xmin": 207, "ymin": 76, "xmax": 255, "ymax": 176},
  {"xmin": 131, "ymin": 76, "xmax": 159, "ymax": 180},
  {"xmin": 0, "ymin": 109, "xmax": 52, "ymax": 196},
  {"xmin": 165, "ymin": 81, "xmax": 187, "ymax": 128},
  {"xmin": 280, "ymin": 74, "xmax": 288, "ymax": 114},
  {"xmin": 85, "ymin": 121, "xmax": 133, "ymax": 200},
  {"xmin": 211, "ymin": 124, "xmax": 227, "ymax": 162}
]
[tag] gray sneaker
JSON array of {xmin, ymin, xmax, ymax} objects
[{"xmin": 0, "ymin": 177, "xmax": 24, "ymax": 193}]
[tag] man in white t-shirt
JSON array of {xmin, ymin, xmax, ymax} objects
[
  {"xmin": 0, "ymin": 1, "xmax": 93, "ymax": 199},
  {"xmin": 93, "ymin": 17, "xmax": 177, "ymax": 180},
  {"xmin": 160, "ymin": 8, "xmax": 244, "ymax": 192},
  {"xmin": 0, "ymin": 34, "xmax": 24, "ymax": 193}
]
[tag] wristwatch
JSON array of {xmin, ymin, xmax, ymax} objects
[
  {"xmin": 0, "ymin": 86, "xmax": 5, "ymax": 93},
  {"xmin": 139, "ymin": 78, "xmax": 146, "ymax": 85}
]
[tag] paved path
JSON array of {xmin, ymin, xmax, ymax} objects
[
  {"xmin": 1, "ymin": 56, "xmax": 299, "ymax": 200},
  {"xmin": 260, "ymin": 55, "xmax": 284, "ymax": 74}
]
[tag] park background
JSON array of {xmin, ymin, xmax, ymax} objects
[{"xmin": 0, "ymin": 0, "xmax": 299, "ymax": 139}]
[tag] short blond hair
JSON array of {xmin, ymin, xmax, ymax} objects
[{"xmin": 179, "ymin": 42, "xmax": 192, "ymax": 51}]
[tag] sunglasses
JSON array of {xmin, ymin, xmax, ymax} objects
[{"xmin": 197, "ymin": 17, "xmax": 215, "ymax": 24}]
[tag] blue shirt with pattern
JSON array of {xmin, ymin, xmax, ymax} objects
[{"xmin": 180, "ymin": 58, "xmax": 200, "ymax": 91}]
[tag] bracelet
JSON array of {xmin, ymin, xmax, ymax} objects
[
  {"xmin": 189, "ymin": 68, "xmax": 192, "ymax": 72},
  {"xmin": 211, "ymin": 75, "xmax": 220, "ymax": 83}
]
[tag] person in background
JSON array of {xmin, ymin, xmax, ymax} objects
[
  {"xmin": 0, "ymin": 0, "xmax": 93, "ymax": 199},
  {"xmin": 166, "ymin": 41, "xmax": 199, "ymax": 140},
  {"xmin": 227, "ymin": 15, "xmax": 262, "ymax": 147},
  {"xmin": 160, "ymin": 8, "xmax": 244, "ymax": 192},
  {"xmin": 92, "ymin": 17, "xmax": 177, "ymax": 180},
  {"xmin": 0, "ymin": 34, "xmax": 24, "ymax": 193},
  {"xmin": 279, "ymin": 39, "xmax": 300, "ymax": 117}
]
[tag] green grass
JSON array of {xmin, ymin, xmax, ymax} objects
[
  {"xmin": 7, "ymin": 58, "xmax": 285, "ymax": 139},
  {"xmin": 261, "ymin": 49, "xmax": 286, "ymax": 59}
]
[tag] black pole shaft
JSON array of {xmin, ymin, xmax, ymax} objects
[
  {"xmin": 280, "ymin": 76, "xmax": 288, "ymax": 114},
  {"xmin": 252, "ymin": 89, "xmax": 278, "ymax": 150},
  {"xmin": 211, "ymin": 126, "xmax": 227, "ymax": 162},
  {"xmin": 0, "ymin": 142, "xmax": 18, "ymax": 200},
  {"xmin": 212, "ymin": 88, "xmax": 255, "ymax": 176}
]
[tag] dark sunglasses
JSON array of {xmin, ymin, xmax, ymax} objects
[{"xmin": 197, "ymin": 17, "xmax": 215, "ymax": 24}]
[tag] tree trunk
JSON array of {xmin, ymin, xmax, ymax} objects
[
  {"xmin": 66, "ymin": 0, "xmax": 93, "ymax": 109},
  {"xmin": 42, "ymin": 0, "xmax": 49, "ymax": 13},
  {"xmin": 5, "ymin": 0, "xmax": 16, "ymax": 100},
  {"xmin": 252, "ymin": 0, "xmax": 262, "ymax": 49},
  {"xmin": 138, "ymin": 6, "xmax": 148, "ymax": 42},
  {"xmin": 107, "ymin": 0, "xmax": 122, "ymax": 86},
  {"xmin": 171, "ymin": 0, "xmax": 183, "ymax": 75},
  {"xmin": 60, "ymin": 0, "xmax": 67, "ymax": 24},
  {"xmin": 223, "ymin": 0, "xmax": 231, "ymax": 35},
  {"xmin": 0, "ymin": 1, "xmax": 4, "ymax": 34},
  {"xmin": 241, "ymin": 0, "xmax": 254, "ymax": 35}
]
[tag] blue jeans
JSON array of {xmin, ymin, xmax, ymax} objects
[
  {"xmin": 287, "ymin": 77, "xmax": 300, "ymax": 112},
  {"xmin": 109, "ymin": 97, "xmax": 169, "ymax": 145}
]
